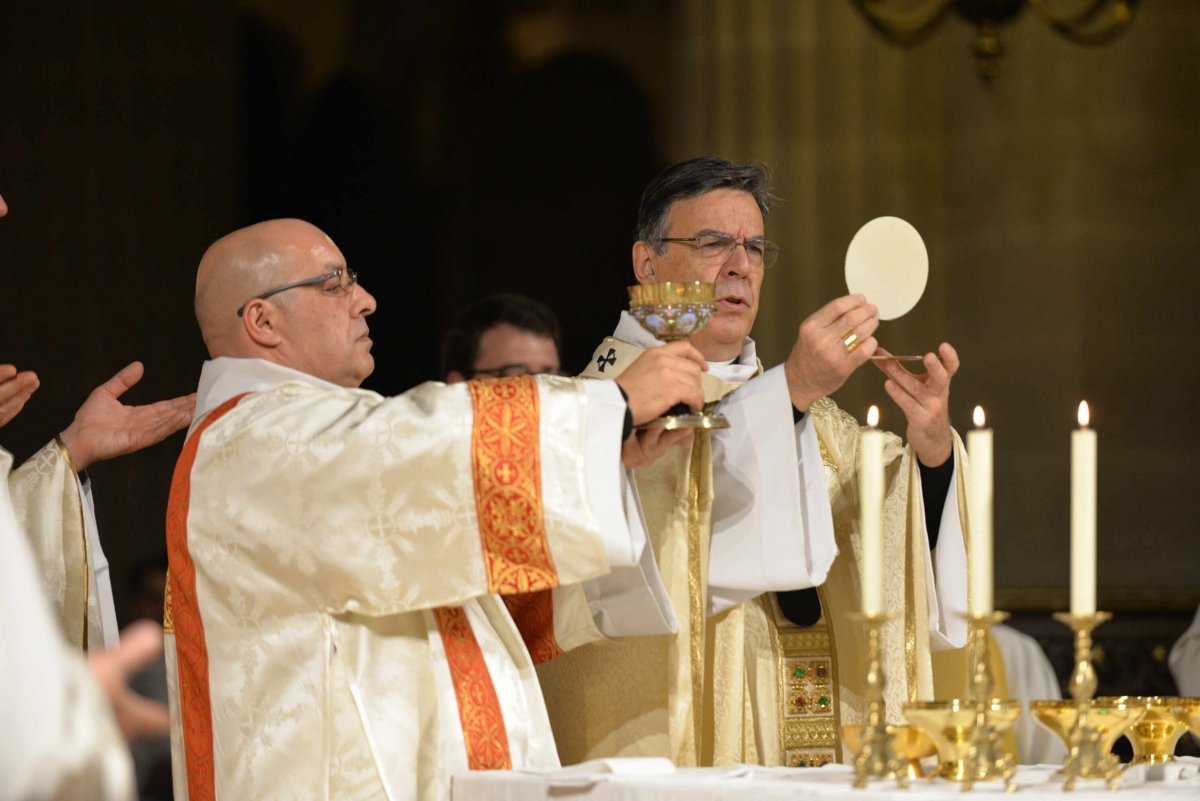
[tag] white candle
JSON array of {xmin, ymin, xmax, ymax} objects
[
  {"xmin": 860, "ymin": 405, "xmax": 885, "ymax": 615},
  {"xmin": 1071, "ymin": 401, "xmax": 1097, "ymax": 616},
  {"xmin": 966, "ymin": 406, "xmax": 993, "ymax": 616}
]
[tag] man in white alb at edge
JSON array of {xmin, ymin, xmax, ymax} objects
[{"xmin": 166, "ymin": 217, "xmax": 708, "ymax": 800}]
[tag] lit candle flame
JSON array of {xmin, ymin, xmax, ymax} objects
[
  {"xmin": 867, "ymin": 405, "xmax": 880, "ymax": 428},
  {"xmin": 973, "ymin": 405, "xmax": 986, "ymax": 428},
  {"xmin": 1077, "ymin": 400, "xmax": 1090, "ymax": 429}
]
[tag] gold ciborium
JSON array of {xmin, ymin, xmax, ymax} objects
[
  {"xmin": 842, "ymin": 724, "xmax": 937, "ymax": 780},
  {"xmin": 627, "ymin": 281, "xmax": 729, "ymax": 430},
  {"xmin": 1170, "ymin": 697, "xmax": 1200, "ymax": 739},
  {"xmin": 1111, "ymin": 696, "xmax": 1194, "ymax": 764},
  {"xmin": 1030, "ymin": 697, "xmax": 1147, "ymax": 768},
  {"xmin": 903, "ymin": 699, "xmax": 1020, "ymax": 783}
]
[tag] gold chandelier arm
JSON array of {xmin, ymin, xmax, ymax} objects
[
  {"xmin": 849, "ymin": 0, "xmax": 957, "ymax": 46},
  {"xmin": 1027, "ymin": 0, "xmax": 1138, "ymax": 45}
]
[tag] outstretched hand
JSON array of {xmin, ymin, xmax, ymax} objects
[
  {"xmin": 875, "ymin": 343, "xmax": 960, "ymax": 468},
  {"xmin": 0, "ymin": 364, "xmax": 40, "ymax": 428},
  {"xmin": 87, "ymin": 620, "xmax": 171, "ymax": 742},
  {"xmin": 59, "ymin": 362, "xmax": 196, "ymax": 471}
]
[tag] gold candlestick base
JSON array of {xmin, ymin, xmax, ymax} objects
[
  {"xmin": 1053, "ymin": 611, "xmax": 1120, "ymax": 791},
  {"xmin": 850, "ymin": 612, "xmax": 908, "ymax": 789},
  {"xmin": 962, "ymin": 611, "xmax": 1018, "ymax": 792}
]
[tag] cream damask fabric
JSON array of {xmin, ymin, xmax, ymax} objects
[
  {"xmin": 8, "ymin": 439, "xmax": 106, "ymax": 650},
  {"xmin": 537, "ymin": 337, "xmax": 968, "ymax": 768},
  {"xmin": 166, "ymin": 360, "xmax": 623, "ymax": 801},
  {"xmin": 0, "ymin": 448, "xmax": 134, "ymax": 801}
]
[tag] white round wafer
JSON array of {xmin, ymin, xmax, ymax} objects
[{"xmin": 845, "ymin": 216, "xmax": 928, "ymax": 321}]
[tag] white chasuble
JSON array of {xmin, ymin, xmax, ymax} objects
[
  {"xmin": 9, "ymin": 438, "xmax": 118, "ymax": 650},
  {"xmin": 164, "ymin": 357, "xmax": 636, "ymax": 801},
  {"xmin": 0, "ymin": 448, "xmax": 135, "ymax": 801},
  {"xmin": 533, "ymin": 313, "xmax": 968, "ymax": 769}
]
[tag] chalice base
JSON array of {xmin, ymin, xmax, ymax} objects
[{"xmin": 640, "ymin": 409, "xmax": 730, "ymax": 430}]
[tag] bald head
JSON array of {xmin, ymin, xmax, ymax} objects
[
  {"xmin": 195, "ymin": 219, "xmax": 323, "ymax": 352},
  {"xmin": 194, "ymin": 219, "xmax": 378, "ymax": 386}
]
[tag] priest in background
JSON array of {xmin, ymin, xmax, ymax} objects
[
  {"xmin": 441, "ymin": 292, "xmax": 564, "ymax": 382},
  {"xmin": 534, "ymin": 157, "xmax": 971, "ymax": 768},
  {"xmin": 168, "ymin": 218, "xmax": 707, "ymax": 801}
]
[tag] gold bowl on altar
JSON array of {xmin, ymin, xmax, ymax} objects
[
  {"xmin": 1170, "ymin": 698, "xmax": 1200, "ymax": 749},
  {"xmin": 841, "ymin": 724, "xmax": 937, "ymax": 780},
  {"xmin": 902, "ymin": 699, "xmax": 1020, "ymax": 782},
  {"xmin": 1102, "ymin": 695, "xmax": 1195, "ymax": 764},
  {"xmin": 1030, "ymin": 697, "xmax": 1148, "ymax": 761},
  {"xmin": 627, "ymin": 281, "xmax": 716, "ymax": 341}
]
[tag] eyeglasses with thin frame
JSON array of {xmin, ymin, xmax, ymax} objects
[
  {"xmin": 469, "ymin": 364, "xmax": 568, "ymax": 379},
  {"xmin": 236, "ymin": 268, "xmax": 359, "ymax": 317},
  {"xmin": 660, "ymin": 230, "xmax": 779, "ymax": 270}
]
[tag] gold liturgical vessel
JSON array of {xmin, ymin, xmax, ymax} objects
[
  {"xmin": 904, "ymin": 612, "xmax": 1018, "ymax": 792},
  {"xmin": 1111, "ymin": 695, "xmax": 1195, "ymax": 764},
  {"xmin": 846, "ymin": 611, "xmax": 910, "ymax": 788},
  {"xmin": 627, "ymin": 281, "xmax": 729, "ymax": 430},
  {"xmin": 1050, "ymin": 611, "xmax": 1125, "ymax": 790}
]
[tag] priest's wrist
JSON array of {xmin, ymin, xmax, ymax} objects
[
  {"xmin": 57, "ymin": 426, "xmax": 92, "ymax": 473},
  {"xmin": 616, "ymin": 385, "xmax": 633, "ymax": 441}
]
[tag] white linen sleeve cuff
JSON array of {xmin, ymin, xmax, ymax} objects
[
  {"xmin": 925, "ymin": 457, "xmax": 968, "ymax": 650},
  {"xmin": 580, "ymin": 380, "xmax": 641, "ymax": 569}
]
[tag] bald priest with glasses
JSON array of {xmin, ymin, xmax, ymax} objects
[
  {"xmin": 531, "ymin": 157, "xmax": 972, "ymax": 770},
  {"xmin": 166, "ymin": 218, "xmax": 710, "ymax": 801}
]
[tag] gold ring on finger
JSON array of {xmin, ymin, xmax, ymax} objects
[{"xmin": 841, "ymin": 330, "xmax": 860, "ymax": 354}]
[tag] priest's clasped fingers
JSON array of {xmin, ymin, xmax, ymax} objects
[
  {"xmin": 783, "ymin": 294, "xmax": 879, "ymax": 411},
  {"xmin": 59, "ymin": 361, "xmax": 197, "ymax": 471},
  {"xmin": 0, "ymin": 363, "xmax": 40, "ymax": 428},
  {"xmin": 616, "ymin": 341, "xmax": 707, "ymax": 426},
  {"xmin": 876, "ymin": 343, "xmax": 959, "ymax": 468},
  {"xmin": 621, "ymin": 426, "xmax": 694, "ymax": 470}
]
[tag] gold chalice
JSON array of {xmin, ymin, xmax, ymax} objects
[
  {"xmin": 1169, "ymin": 698, "xmax": 1200, "ymax": 749},
  {"xmin": 903, "ymin": 699, "xmax": 1020, "ymax": 783},
  {"xmin": 1108, "ymin": 695, "xmax": 1194, "ymax": 764},
  {"xmin": 842, "ymin": 724, "xmax": 937, "ymax": 780},
  {"xmin": 1030, "ymin": 697, "xmax": 1147, "ymax": 767},
  {"xmin": 627, "ymin": 281, "xmax": 729, "ymax": 430}
]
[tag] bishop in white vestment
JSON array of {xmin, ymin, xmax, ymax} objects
[{"xmin": 531, "ymin": 158, "xmax": 971, "ymax": 768}]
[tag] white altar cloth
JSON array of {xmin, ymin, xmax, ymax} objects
[{"xmin": 453, "ymin": 759, "xmax": 1200, "ymax": 801}]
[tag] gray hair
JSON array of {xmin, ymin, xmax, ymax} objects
[{"xmin": 635, "ymin": 157, "xmax": 774, "ymax": 253}]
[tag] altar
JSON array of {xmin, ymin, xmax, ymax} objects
[{"xmin": 452, "ymin": 760, "xmax": 1200, "ymax": 801}]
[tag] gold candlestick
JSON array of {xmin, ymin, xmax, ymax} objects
[
  {"xmin": 1053, "ymin": 611, "xmax": 1120, "ymax": 790},
  {"xmin": 850, "ymin": 612, "xmax": 908, "ymax": 789},
  {"xmin": 962, "ymin": 611, "xmax": 1017, "ymax": 792}
]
